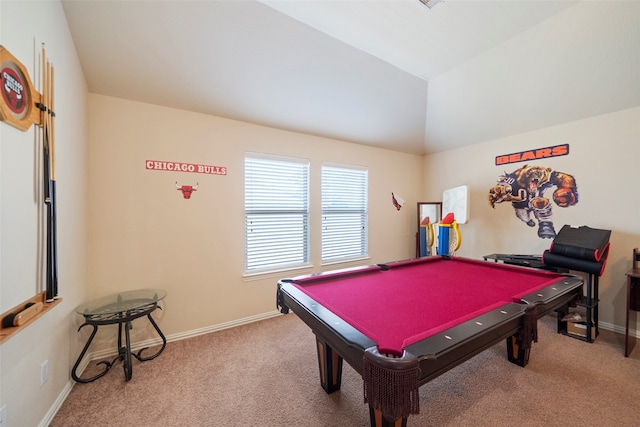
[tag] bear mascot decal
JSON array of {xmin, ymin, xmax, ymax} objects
[{"xmin": 488, "ymin": 164, "xmax": 578, "ymax": 239}]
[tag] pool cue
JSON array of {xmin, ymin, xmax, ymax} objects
[
  {"xmin": 49, "ymin": 61, "xmax": 58, "ymax": 300},
  {"xmin": 42, "ymin": 45, "xmax": 58, "ymax": 301}
]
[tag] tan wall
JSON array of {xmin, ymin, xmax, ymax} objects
[
  {"xmin": 422, "ymin": 106, "xmax": 640, "ymax": 332},
  {"xmin": 0, "ymin": 1, "xmax": 89, "ymax": 426},
  {"xmin": 87, "ymin": 94, "xmax": 424, "ymax": 337},
  {"xmin": 1, "ymin": 2, "xmax": 638, "ymax": 426}
]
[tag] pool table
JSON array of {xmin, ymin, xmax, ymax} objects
[{"xmin": 276, "ymin": 256, "xmax": 583, "ymax": 427}]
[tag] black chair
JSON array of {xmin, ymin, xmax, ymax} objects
[{"xmin": 625, "ymin": 248, "xmax": 640, "ymax": 357}]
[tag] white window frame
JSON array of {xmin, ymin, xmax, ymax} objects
[
  {"xmin": 321, "ymin": 163, "xmax": 368, "ymax": 264},
  {"xmin": 244, "ymin": 154, "xmax": 310, "ymax": 273}
]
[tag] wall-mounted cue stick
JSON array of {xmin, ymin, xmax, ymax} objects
[
  {"xmin": 41, "ymin": 44, "xmax": 58, "ymax": 302},
  {"xmin": 49, "ymin": 61, "xmax": 58, "ymax": 300}
]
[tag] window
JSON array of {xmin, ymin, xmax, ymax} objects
[
  {"xmin": 245, "ymin": 155, "xmax": 309, "ymax": 272},
  {"xmin": 321, "ymin": 164, "xmax": 368, "ymax": 263}
]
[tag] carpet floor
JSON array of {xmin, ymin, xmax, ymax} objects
[{"xmin": 51, "ymin": 313, "xmax": 640, "ymax": 426}]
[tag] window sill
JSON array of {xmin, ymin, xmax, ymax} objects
[{"xmin": 243, "ymin": 264, "xmax": 315, "ymax": 281}]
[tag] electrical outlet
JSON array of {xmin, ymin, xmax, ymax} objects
[
  {"xmin": 0, "ymin": 404, "xmax": 7, "ymax": 426},
  {"xmin": 40, "ymin": 360, "xmax": 48, "ymax": 386}
]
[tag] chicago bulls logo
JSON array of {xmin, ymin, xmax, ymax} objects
[
  {"xmin": 0, "ymin": 46, "xmax": 40, "ymax": 131},
  {"xmin": 175, "ymin": 182, "xmax": 198, "ymax": 199},
  {"xmin": 1, "ymin": 67, "xmax": 26, "ymax": 115}
]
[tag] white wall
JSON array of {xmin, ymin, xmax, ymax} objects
[
  {"xmin": 0, "ymin": 1, "xmax": 89, "ymax": 426},
  {"xmin": 425, "ymin": 0, "xmax": 640, "ymax": 151},
  {"xmin": 87, "ymin": 94, "xmax": 424, "ymax": 338},
  {"xmin": 423, "ymin": 107, "xmax": 640, "ymax": 333}
]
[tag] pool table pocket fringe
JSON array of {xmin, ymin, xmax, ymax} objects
[{"xmin": 363, "ymin": 349, "xmax": 420, "ymax": 422}]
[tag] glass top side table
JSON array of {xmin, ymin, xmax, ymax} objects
[
  {"xmin": 72, "ymin": 288, "xmax": 167, "ymax": 383},
  {"xmin": 76, "ymin": 288, "xmax": 167, "ymax": 317}
]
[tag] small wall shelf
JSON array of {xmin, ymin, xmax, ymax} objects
[{"xmin": 0, "ymin": 292, "xmax": 61, "ymax": 345}]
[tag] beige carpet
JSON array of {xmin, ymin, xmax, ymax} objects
[{"xmin": 51, "ymin": 314, "xmax": 640, "ymax": 427}]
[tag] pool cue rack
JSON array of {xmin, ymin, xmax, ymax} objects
[{"xmin": 0, "ymin": 44, "xmax": 61, "ymax": 345}]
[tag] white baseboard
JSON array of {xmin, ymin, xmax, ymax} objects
[{"xmin": 39, "ymin": 381, "xmax": 73, "ymax": 427}]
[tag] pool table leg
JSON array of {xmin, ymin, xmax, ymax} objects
[
  {"xmin": 507, "ymin": 306, "xmax": 537, "ymax": 367},
  {"xmin": 369, "ymin": 407, "xmax": 407, "ymax": 427},
  {"xmin": 315, "ymin": 336, "xmax": 343, "ymax": 393},
  {"xmin": 506, "ymin": 335, "xmax": 530, "ymax": 367}
]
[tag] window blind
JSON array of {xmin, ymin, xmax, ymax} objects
[
  {"xmin": 245, "ymin": 155, "xmax": 310, "ymax": 272},
  {"xmin": 322, "ymin": 165, "xmax": 368, "ymax": 262}
]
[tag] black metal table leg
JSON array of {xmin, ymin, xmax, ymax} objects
[
  {"xmin": 72, "ymin": 322, "xmax": 114, "ymax": 383},
  {"xmin": 134, "ymin": 310, "xmax": 167, "ymax": 361},
  {"xmin": 123, "ymin": 319, "xmax": 133, "ymax": 381}
]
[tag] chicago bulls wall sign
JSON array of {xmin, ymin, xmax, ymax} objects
[
  {"xmin": 146, "ymin": 160, "xmax": 227, "ymax": 175},
  {"xmin": 145, "ymin": 159, "xmax": 227, "ymax": 200}
]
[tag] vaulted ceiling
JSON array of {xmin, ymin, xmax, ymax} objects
[{"xmin": 61, "ymin": 0, "xmax": 640, "ymax": 155}]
